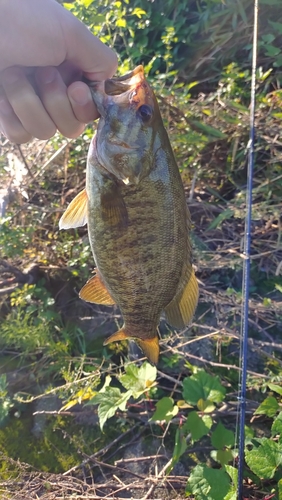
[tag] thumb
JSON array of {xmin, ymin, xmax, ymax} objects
[{"xmin": 62, "ymin": 11, "xmax": 118, "ymax": 81}]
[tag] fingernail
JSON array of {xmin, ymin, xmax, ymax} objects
[
  {"xmin": 70, "ymin": 86, "xmax": 91, "ymax": 106},
  {"xmin": 0, "ymin": 98, "xmax": 12, "ymax": 116},
  {"xmin": 37, "ymin": 67, "xmax": 56, "ymax": 84},
  {"xmin": 3, "ymin": 68, "xmax": 22, "ymax": 85}
]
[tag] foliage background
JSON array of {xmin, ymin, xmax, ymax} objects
[{"xmin": 0, "ymin": 0, "xmax": 282, "ymax": 498}]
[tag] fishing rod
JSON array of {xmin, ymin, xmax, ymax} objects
[{"xmin": 237, "ymin": 0, "xmax": 258, "ymax": 497}]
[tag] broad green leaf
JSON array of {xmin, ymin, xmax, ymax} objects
[
  {"xmin": 91, "ymin": 387, "xmax": 131, "ymax": 431},
  {"xmin": 184, "ymin": 411, "xmax": 212, "ymax": 441},
  {"xmin": 268, "ymin": 383, "xmax": 282, "ymax": 396},
  {"xmin": 211, "ymin": 422, "xmax": 235, "ymax": 449},
  {"xmin": 255, "ymin": 396, "xmax": 279, "ymax": 417},
  {"xmin": 182, "ymin": 370, "xmax": 226, "ymax": 407},
  {"xmin": 245, "ymin": 438, "xmax": 282, "ymax": 479},
  {"xmin": 272, "ymin": 411, "xmax": 282, "ymax": 436},
  {"xmin": 151, "ymin": 397, "xmax": 178, "ymax": 423},
  {"xmin": 187, "ymin": 464, "xmax": 230, "ymax": 500},
  {"xmin": 210, "ymin": 449, "xmax": 234, "ymax": 466},
  {"xmin": 120, "ymin": 362, "xmax": 157, "ymax": 397},
  {"xmin": 166, "ymin": 428, "xmax": 187, "ymax": 475}
]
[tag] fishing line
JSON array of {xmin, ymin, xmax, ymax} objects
[{"xmin": 236, "ymin": 0, "xmax": 258, "ymax": 498}]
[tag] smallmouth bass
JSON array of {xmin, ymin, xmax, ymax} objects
[{"xmin": 59, "ymin": 65, "xmax": 198, "ymax": 364}]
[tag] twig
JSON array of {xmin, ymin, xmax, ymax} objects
[{"xmin": 63, "ymin": 424, "xmax": 139, "ymax": 476}]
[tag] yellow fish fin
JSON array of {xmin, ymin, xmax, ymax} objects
[
  {"xmin": 103, "ymin": 330, "xmax": 160, "ymax": 365},
  {"xmin": 165, "ymin": 270, "xmax": 198, "ymax": 329},
  {"xmin": 79, "ymin": 272, "xmax": 115, "ymax": 305},
  {"xmin": 101, "ymin": 185, "xmax": 128, "ymax": 227},
  {"xmin": 136, "ymin": 337, "xmax": 159, "ymax": 366},
  {"xmin": 59, "ymin": 189, "xmax": 88, "ymax": 229}
]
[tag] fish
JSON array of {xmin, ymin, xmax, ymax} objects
[{"xmin": 59, "ymin": 65, "xmax": 198, "ymax": 365}]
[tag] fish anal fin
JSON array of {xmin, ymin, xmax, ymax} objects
[
  {"xmin": 59, "ymin": 189, "xmax": 88, "ymax": 229},
  {"xmin": 165, "ymin": 270, "xmax": 198, "ymax": 329},
  {"xmin": 79, "ymin": 272, "xmax": 115, "ymax": 305},
  {"xmin": 103, "ymin": 329, "xmax": 160, "ymax": 365}
]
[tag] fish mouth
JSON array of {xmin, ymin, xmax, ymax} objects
[
  {"xmin": 86, "ymin": 66, "xmax": 155, "ymax": 111},
  {"xmin": 108, "ymin": 140, "xmax": 140, "ymax": 153}
]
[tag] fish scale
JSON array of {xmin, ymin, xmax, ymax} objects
[{"xmin": 59, "ymin": 65, "xmax": 198, "ymax": 364}]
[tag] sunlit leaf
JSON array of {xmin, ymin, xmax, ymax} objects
[
  {"xmin": 120, "ymin": 362, "xmax": 157, "ymax": 397},
  {"xmin": 245, "ymin": 438, "xmax": 282, "ymax": 479},
  {"xmin": 254, "ymin": 396, "xmax": 279, "ymax": 417},
  {"xmin": 151, "ymin": 397, "xmax": 178, "ymax": 423},
  {"xmin": 182, "ymin": 370, "xmax": 226, "ymax": 407},
  {"xmin": 91, "ymin": 387, "xmax": 132, "ymax": 431}
]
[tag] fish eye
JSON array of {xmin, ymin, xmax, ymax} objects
[{"xmin": 137, "ymin": 104, "xmax": 153, "ymax": 122}]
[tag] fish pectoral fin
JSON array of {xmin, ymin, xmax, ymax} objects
[
  {"xmin": 59, "ymin": 189, "xmax": 88, "ymax": 229},
  {"xmin": 79, "ymin": 272, "xmax": 115, "ymax": 305},
  {"xmin": 165, "ymin": 270, "xmax": 199, "ymax": 329},
  {"xmin": 101, "ymin": 184, "xmax": 128, "ymax": 227},
  {"xmin": 103, "ymin": 330, "xmax": 160, "ymax": 365}
]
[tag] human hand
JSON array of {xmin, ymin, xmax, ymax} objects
[{"xmin": 0, "ymin": 0, "xmax": 118, "ymax": 143}]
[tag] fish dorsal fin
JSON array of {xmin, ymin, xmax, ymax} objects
[
  {"xmin": 79, "ymin": 272, "xmax": 115, "ymax": 305},
  {"xmin": 103, "ymin": 329, "xmax": 160, "ymax": 365},
  {"xmin": 59, "ymin": 189, "xmax": 88, "ymax": 229},
  {"xmin": 165, "ymin": 270, "xmax": 198, "ymax": 329}
]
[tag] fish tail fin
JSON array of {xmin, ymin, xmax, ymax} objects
[{"xmin": 103, "ymin": 329, "xmax": 159, "ymax": 365}]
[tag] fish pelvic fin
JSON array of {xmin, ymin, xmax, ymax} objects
[
  {"xmin": 79, "ymin": 271, "xmax": 115, "ymax": 306},
  {"xmin": 165, "ymin": 270, "xmax": 199, "ymax": 329},
  {"xmin": 103, "ymin": 329, "xmax": 160, "ymax": 365},
  {"xmin": 59, "ymin": 189, "xmax": 88, "ymax": 229}
]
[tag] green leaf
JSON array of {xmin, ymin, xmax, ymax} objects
[
  {"xmin": 278, "ymin": 478, "xmax": 282, "ymax": 500},
  {"xmin": 225, "ymin": 465, "xmax": 238, "ymax": 498},
  {"xmin": 188, "ymin": 119, "xmax": 227, "ymax": 139},
  {"xmin": 79, "ymin": 0, "xmax": 93, "ymax": 7},
  {"xmin": 255, "ymin": 396, "xmax": 279, "ymax": 417},
  {"xmin": 187, "ymin": 464, "xmax": 230, "ymax": 500},
  {"xmin": 211, "ymin": 422, "xmax": 235, "ymax": 449},
  {"xmin": 272, "ymin": 412, "xmax": 282, "ymax": 436},
  {"xmin": 116, "ymin": 18, "xmax": 127, "ymax": 28},
  {"xmin": 120, "ymin": 362, "xmax": 157, "ymax": 397},
  {"xmin": 268, "ymin": 383, "xmax": 282, "ymax": 396},
  {"xmin": 182, "ymin": 370, "xmax": 226, "ymax": 407},
  {"xmin": 151, "ymin": 397, "xmax": 178, "ymax": 423},
  {"xmin": 92, "ymin": 387, "xmax": 131, "ymax": 431},
  {"xmin": 166, "ymin": 428, "xmax": 187, "ymax": 475},
  {"xmin": 245, "ymin": 438, "xmax": 282, "ymax": 479},
  {"xmin": 132, "ymin": 7, "xmax": 147, "ymax": 18},
  {"xmin": 210, "ymin": 449, "xmax": 234, "ymax": 466},
  {"xmin": 184, "ymin": 411, "xmax": 212, "ymax": 441},
  {"xmin": 207, "ymin": 209, "xmax": 234, "ymax": 230}
]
